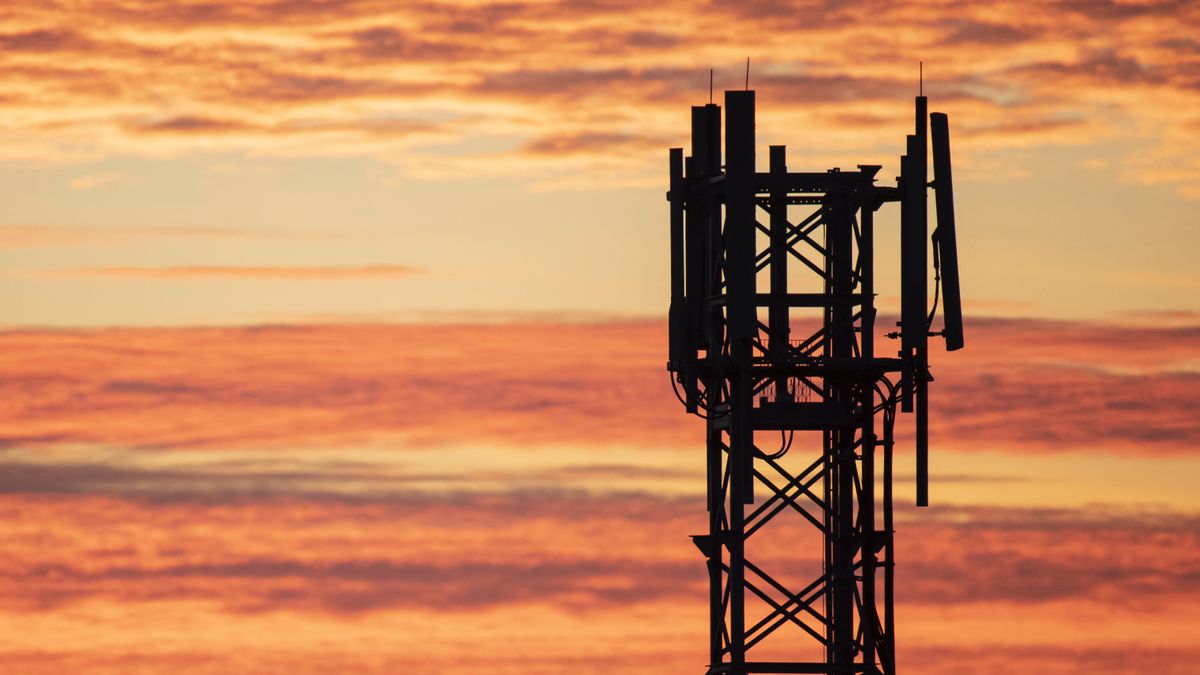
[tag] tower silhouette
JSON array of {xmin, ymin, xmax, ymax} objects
[{"xmin": 667, "ymin": 88, "xmax": 964, "ymax": 674}]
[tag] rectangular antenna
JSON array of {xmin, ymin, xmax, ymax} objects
[
  {"xmin": 668, "ymin": 148, "xmax": 685, "ymax": 376},
  {"xmin": 931, "ymin": 112, "xmax": 964, "ymax": 351}
]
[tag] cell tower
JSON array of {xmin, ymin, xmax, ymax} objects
[{"xmin": 666, "ymin": 88, "xmax": 964, "ymax": 674}]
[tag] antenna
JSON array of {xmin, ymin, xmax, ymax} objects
[
  {"xmin": 709, "ymin": 68, "xmax": 714, "ymax": 104},
  {"xmin": 920, "ymin": 61, "xmax": 923, "ymax": 96},
  {"xmin": 745, "ymin": 57, "xmax": 750, "ymax": 90},
  {"xmin": 930, "ymin": 112, "xmax": 964, "ymax": 351}
]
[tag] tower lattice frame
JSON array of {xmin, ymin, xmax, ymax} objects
[{"xmin": 667, "ymin": 89, "xmax": 963, "ymax": 674}]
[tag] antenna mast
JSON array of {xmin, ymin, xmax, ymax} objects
[{"xmin": 666, "ymin": 85, "xmax": 965, "ymax": 674}]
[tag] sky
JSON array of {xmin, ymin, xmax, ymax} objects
[{"xmin": 0, "ymin": 0, "xmax": 1198, "ymax": 673}]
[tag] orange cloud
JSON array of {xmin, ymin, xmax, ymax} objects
[
  {"xmin": 0, "ymin": 490, "xmax": 1194, "ymax": 675},
  {"xmin": 521, "ymin": 131, "xmax": 667, "ymax": 157},
  {"xmin": 0, "ymin": 225, "xmax": 289, "ymax": 248},
  {"xmin": 0, "ymin": 492, "xmax": 1193, "ymax": 614},
  {"xmin": 68, "ymin": 171, "xmax": 129, "ymax": 190},
  {"xmin": 0, "ymin": 491, "xmax": 703, "ymax": 613},
  {"xmin": 51, "ymin": 265, "xmax": 424, "ymax": 280},
  {"xmin": 0, "ymin": 0, "xmax": 1196, "ymax": 192},
  {"xmin": 0, "ymin": 316, "xmax": 1195, "ymax": 455}
]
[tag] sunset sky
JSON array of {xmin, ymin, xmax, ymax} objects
[{"xmin": 1, "ymin": 1, "xmax": 1198, "ymax": 673}]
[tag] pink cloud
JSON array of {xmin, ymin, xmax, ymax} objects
[
  {"xmin": 0, "ymin": 489, "xmax": 1192, "ymax": 675},
  {"xmin": 0, "ymin": 0, "xmax": 1197, "ymax": 191},
  {"xmin": 0, "ymin": 316, "xmax": 1195, "ymax": 455},
  {"xmin": 0, "ymin": 492, "xmax": 1194, "ymax": 614}
]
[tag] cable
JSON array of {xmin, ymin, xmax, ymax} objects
[
  {"xmin": 927, "ymin": 234, "xmax": 942, "ymax": 330},
  {"xmin": 758, "ymin": 429, "xmax": 793, "ymax": 460},
  {"xmin": 668, "ymin": 371, "xmax": 712, "ymax": 420}
]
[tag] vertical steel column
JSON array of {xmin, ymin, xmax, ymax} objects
[
  {"xmin": 911, "ymin": 96, "xmax": 930, "ymax": 508},
  {"xmin": 689, "ymin": 104, "xmax": 726, "ymax": 669},
  {"xmin": 769, "ymin": 146, "xmax": 790, "ymax": 403},
  {"xmin": 859, "ymin": 180, "xmax": 879, "ymax": 675},
  {"xmin": 824, "ymin": 188, "xmax": 857, "ymax": 668},
  {"xmin": 724, "ymin": 89, "xmax": 756, "ymax": 670},
  {"xmin": 882, "ymin": 413, "xmax": 896, "ymax": 675},
  {"xmin": 703, "ymin": 102, "xmax": 725, "ymax": 671},
  {"xmin": 899, "ymin": 139, "xmax": 917, "ymax": 417}
]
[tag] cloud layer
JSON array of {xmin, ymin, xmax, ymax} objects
[
  {"xmin": 53, "ymin": 264, "xmax": 423, "ymax": 279},
  {"xmin": 0, "ymin": 491, "xmax": 1195, "ymax": 674},
  {"xmin": 0, "ymin": 316, "xmax": 1194, "ymax": 454},
  {"xmin": 0, "ymin": 315, "xmax": 1195, "ymax": 673},
  {"xmin": 1, "ymin": 0, "xmax": 1198, "ymax": 192}
]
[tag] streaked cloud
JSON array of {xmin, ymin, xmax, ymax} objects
[
  {"xmin": 124, "ymin": 115, "xmax": 254, "ymax": 134},
  {"xmin": 0, "ymin": 0, "xmax": 1195, "ymax": 192},
  {"xmin": 522, "ymin": 131, "xmax": 667, "ymax": 157},
  {"xmin": 52, "ymin": 264, "xmax": 424, "ymax": 280},
  {"xmin": 0, "ymin": 486, "xmax": 1193, "ymax": 675},
  {"xmin": 0, "ymin": 316, "xmax": 1194, "ymax": 455},
  {"xmin": 904, "ymin": 644, "xmax": 1200, "ymax": 675},
  {"xmin": 68, "ymin": 171, "xmax": 130, "ymax": 190},
  {"xmin": 0, "ymin": 225, "xmax": 285, "ymax": 248},
  {"xmin": 0, "ymin": 455, "xmax": 696, "ymax": 499},
  {"xmin": 0, "ymin": 490, "xmax": 1192, "ymax": 612},
  {"xmin": 0, "ymin": 459, "xmax": 1194, "ymax": 672}
]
